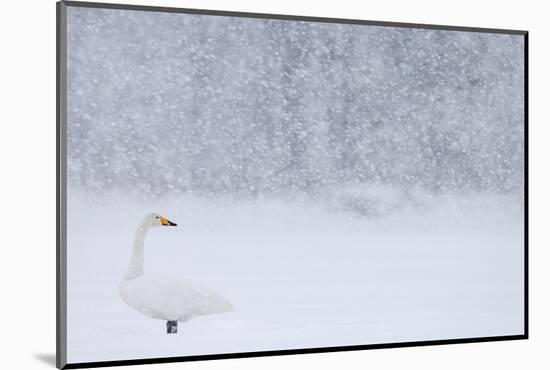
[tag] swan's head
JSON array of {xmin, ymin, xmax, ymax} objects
[{"xmin": 144, "ymin": 213, "xmax": 177, "ymax": 228}]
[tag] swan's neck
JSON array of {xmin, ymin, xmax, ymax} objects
[{"xmin": 125, "ymin": 223, "xmax": 148, "ymax": 279}]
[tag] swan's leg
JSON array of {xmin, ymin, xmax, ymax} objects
[{"xmin": 166, "ymin": 320, "xmax": 178, "ymax": 334}]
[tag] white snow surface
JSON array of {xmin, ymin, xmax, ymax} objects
[{"xmin": 66, "ymin": 194, "xmax": 524, "ymax": 363}]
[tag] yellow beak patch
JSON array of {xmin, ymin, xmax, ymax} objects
[{"xmin": 160, "ymin": 217, "xmax": 170, "ymax": 226}]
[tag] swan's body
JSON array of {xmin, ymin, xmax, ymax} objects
[
  {"xmin": 119, "ymin": 213, "xmax": 233, "ymax": 332},
  {"xmin": 120, "ymin": 275, "xmax": 233, "ymax": 322}
]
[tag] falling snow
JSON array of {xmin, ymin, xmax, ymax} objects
[{"xmin": 65, "ymin": 7, "xmax": 524, "ymax": 364}]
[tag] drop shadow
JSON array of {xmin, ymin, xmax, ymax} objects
[{"xmin": 34, "ymin": 353, "xmax": 56, "ymax": 367}]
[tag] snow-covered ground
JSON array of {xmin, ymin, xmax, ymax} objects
[{"xmin": 66, "ymin": 193, "xmax": 524, "ymax": 363}]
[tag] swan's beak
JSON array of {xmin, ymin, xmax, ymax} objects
[{"xmin": 160, "ymin": 217, "xmax": 177, "ymax": 226}]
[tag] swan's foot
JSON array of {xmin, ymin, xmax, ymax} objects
[{"xmin": 166, "ymin": 320, "xmax": 178, "ymax": 334}]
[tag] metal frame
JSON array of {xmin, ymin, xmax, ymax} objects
[
  {"xmin": 57, "ymin": 2, "xmax": 67, "ymax": 368},
  {"xmin": 56, "ymin": 1, "xmax": 529, "ymax": 368}
]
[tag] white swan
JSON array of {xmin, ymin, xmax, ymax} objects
[{"xmin": 119, "ymin": 213, "xmax": 233, "ymax": 333}]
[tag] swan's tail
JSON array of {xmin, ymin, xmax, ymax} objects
[
  {"xmin": 194, "ymin": 283, "xmax": 235, "ymax": 314},
  {"xmin": 211, "ymin": 295, "xmax": 234, "ymax": 313}
]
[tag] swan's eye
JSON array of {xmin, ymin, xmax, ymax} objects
[{"xmin": 155, "ymin": 216, "xmax": 159, "ymax": 219}]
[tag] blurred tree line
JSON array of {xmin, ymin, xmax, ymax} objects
[{"xmin": 67, "ymin": 8, "xmax": 524, "ymax": 199}]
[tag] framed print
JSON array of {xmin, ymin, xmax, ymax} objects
[{"xmin": 57, "ymin": 1, "xmax": 528, "ymax": 368}]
